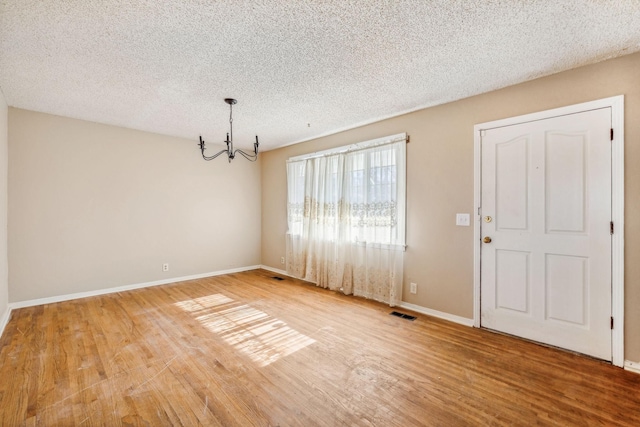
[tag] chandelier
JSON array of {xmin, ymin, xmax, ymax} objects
[{"xmin": 198, "ymin": 98, "xmax": 259, "ymax": 162}]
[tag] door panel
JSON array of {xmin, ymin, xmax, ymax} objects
[
  {"xmin": 496, "ymin": 137, "xmax": 529, "ymax": 231},
  {"xmin": 495, "ymin": 250, "xmax": 530, "ymax": 313},
  {"xmin": 546, "ymin": 132, "xmax": 587, "ymax": 234},
  {"xmin": 545, "ymin": 254, "xmax": 587, "ymax": 325},
  {"xmin": 480, "ymin": 108, "xmax": 611, "ymax": 361}
]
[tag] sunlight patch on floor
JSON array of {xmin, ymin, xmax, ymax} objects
[
  {"xmin": 174, "ymin": 294, "xmax": 235, "ymax": 312},
  {"xmin": 175, "ymin": 294, "xmax": 316, "ymax": 366}
]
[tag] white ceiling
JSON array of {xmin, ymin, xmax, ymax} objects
[{"xmin": 1, "ymin": 1, "xmax": 640, "ymax": 151}]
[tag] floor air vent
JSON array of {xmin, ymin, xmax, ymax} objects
[
  {"xmin": 271, "ymin": 276, "xmax": 285, "ymax": 281},
  {"xmin": 390, "ymin": 311, "xmax": 417, "ymax": 321}
]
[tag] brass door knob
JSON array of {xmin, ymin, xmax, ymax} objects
[{"xmin": 483, "ymin": 236, "xmax": 492, "ymax": 243}]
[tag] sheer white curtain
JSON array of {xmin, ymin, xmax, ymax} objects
[{"xmin": 286, "ymin": 134, "xmax": 406, "ymax": 306}]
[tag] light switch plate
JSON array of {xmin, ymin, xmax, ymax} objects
[{"xmin": 456, "ymin": 213, "xmax": 470, "ymax": 226}]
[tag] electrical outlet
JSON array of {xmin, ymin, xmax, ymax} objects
[
  {"xmin": 163, "ymin": 263, "xmax": 169, "ymax": 272},
  {"xmin": 410, "ymin": 282, "xmax": 417, "ymax": 294},
  {"xmin": 280, "ymin": 256, "xmax": 285, "ymax": 264}
]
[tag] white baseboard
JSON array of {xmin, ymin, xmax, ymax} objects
[
  {"xmin": 0, "ymin": 304, "xmax": 10, "ymax": 340},
  {"xmin": 398, "ymin": 301, "xmax": 475, "ymax": 327},
  {"xmin": 624, "ymin": 360, "xmax": 640, "ymax": 375},
  {"xmin": 8, "ymin": 265, "xmax": 261, "ymax": 310},
  {"xmin": 259, "ymin": 265, "xmax": 290, "ymax": 277}
]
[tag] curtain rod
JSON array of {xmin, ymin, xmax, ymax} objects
[{"xmin": 287, "ymin": 133, "xmax": 408, "ymax": 163}]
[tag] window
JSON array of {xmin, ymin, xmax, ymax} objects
[{"xmin": 285, "ymin": 133, "xmax": 406, "ymax": 306}]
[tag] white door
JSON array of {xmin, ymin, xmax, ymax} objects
[{"xmin": 480, "ymin": 108, "xmax": 612, "ymax": 360}]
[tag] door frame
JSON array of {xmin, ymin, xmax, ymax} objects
[{"xmin": 473, "ymin": 96, "xmax": 624, "ymax": 367}]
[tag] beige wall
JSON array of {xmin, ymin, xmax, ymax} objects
[
  {"xmin": 0, "ymin": 90, "xmax": 7, "ymax": 322},
  {"xmin": 8, "ymin": 109, "xmax": 261, "ymax": 302},
  {"xmin": 261, "ymin": 52, "xmax": 640, "ymax": 362}
]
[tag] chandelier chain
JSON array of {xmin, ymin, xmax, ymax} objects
[{"xmin": 229, "ymin": 102, "xmax": 233, "ymax": 142}]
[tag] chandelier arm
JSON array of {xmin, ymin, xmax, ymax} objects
[
  {"xmin": 202, "ymin": 148, "xmax": 230, "ymax": 161},
  {"xmin": 234, "ymin": 136, "xmax": 259, "ymax": 161},
  {"xmin": 199, "ymin": 135, "xmax": 231, "ymax": 161},
  {"xmin": 234, "ymin": 149, "xmax": 258, "ymax": 161}
]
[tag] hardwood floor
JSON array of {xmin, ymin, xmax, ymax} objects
[{"xmin": 0, "ymin": 269, "xmax": 638, "ymax": 426}]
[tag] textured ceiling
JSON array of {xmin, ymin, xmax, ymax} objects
[{"xmin": 1, "ymin": 1, "xmax": 640, "ymax": 151}]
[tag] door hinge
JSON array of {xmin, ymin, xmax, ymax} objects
[
  {"xmin": 610, "ymin": 221, "xmax": 614, "ymax": 235},
  {"xmin": 611, "ymin": 128, "xmax": 614, "ymax": 141},
  {"xmin": 611, "ymin": 317, "xmax": 614, "ymax": 329}
]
